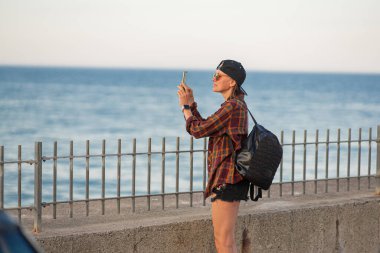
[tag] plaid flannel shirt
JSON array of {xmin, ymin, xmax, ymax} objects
[{"xmin": 185, "ymin": 93, "xmax": 248, "ymax": 199}]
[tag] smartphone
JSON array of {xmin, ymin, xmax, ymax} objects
[{"xmin": 181, "ymin": 71, "xmax": 187, "ymax": 84}]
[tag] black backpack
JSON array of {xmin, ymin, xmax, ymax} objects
[{"xmin": 232, "ymin": 107, "xmax": 283, "ymax": 201}]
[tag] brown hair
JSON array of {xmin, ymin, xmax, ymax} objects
[{"xmin": 228, "ymin": 84, "xmax": 244, "ymax": 100}]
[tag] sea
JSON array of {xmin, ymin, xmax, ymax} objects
[{"xmin": 0, "ymin": 66, "xmax": 379, "ymax": 207}]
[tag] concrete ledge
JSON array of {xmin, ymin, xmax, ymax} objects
[{"xmin": 32, "ymin": 191, "xmax": 380, "ymax": 253}]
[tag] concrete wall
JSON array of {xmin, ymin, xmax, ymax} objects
[{"xmin": 34, "ymin": 193, "xmax": 380, "ymax": 253}]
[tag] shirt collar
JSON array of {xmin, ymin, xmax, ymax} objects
[{"xmin": 222, "ymin": 93, "xmax": 245, "ymax": 106}]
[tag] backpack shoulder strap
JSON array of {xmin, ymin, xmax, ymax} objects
[
  {"xmin": 247, "ymin": 108, "xmax": 257, "ymax": 125},
  {"xmin": 249, "ymin": 183, "xmax": 262, "ymax": 201}
]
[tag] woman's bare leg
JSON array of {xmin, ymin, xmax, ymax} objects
[{"xmin": 211, "ymin": 196, "xmax": 240, "ymax": 253}]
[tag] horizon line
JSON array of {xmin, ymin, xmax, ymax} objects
[{"xmin": 1, "ymin": 63, "xmax": 380, "ymax": 76}]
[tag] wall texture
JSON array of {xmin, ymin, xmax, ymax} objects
[{"xmin": 34, "ymin": 193, "xmax": 380, "ymax": 253}]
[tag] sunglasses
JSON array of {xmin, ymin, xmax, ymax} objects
[{"xmin": 212, "ymin": 72, "xmax": 227, "ymax": 81}]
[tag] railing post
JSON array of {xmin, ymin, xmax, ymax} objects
[
  {"xmin": 33, "ymin": 142, "xmax": 42, "ymax": 233},
  {"xmin": 161, "ymin": 137, "xmax": 166, "ymax": 210},
  {"xmin": 0, "ymin": 146, "xmax": 4, "ymax": 209},
  {"xmin": 202, "ymin": 138, "xmax": 207, "ymax": 206},
  {"xmin": 132, "ymin": 138, "xmax": 136, "ymax": 213},
  {"xmin": 189, "ymin": 137, "xmax": 193, "ymax": 206},
  {"xmin": 376, "ymin": 125, "xmax": 380, "ymax": 195}
]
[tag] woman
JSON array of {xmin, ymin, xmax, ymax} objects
[{"xmin": 177, "ymin": 60, "xmax": 250, "ymax": 253}]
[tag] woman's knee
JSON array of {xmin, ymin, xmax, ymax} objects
[
  {"xmin": 214, "ymin": 226, "xmax": 236, "ymax": 244},
  {"xmin": 214, "ymin": 235, "xmax": 235, "ymax": 249}
]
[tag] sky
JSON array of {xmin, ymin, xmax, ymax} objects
[{"xmin": 0, "ymin": 0, "xmax": 379, "ymax": 73}]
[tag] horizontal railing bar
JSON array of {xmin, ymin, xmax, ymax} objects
[
  {"xmin": 2, "ymin": 206, "xmax": 34, "ymax": 211},
  {"xmin": 2, "ymin": 190, "xmax": 205, "ymax": 210},
  {"xmin": 276, "ymin": 175, "xmax": 375, "ymax": 184},
  {"xmin": 1, "ymin": 138, "xmax": 377, "ymax": 164},
  {"xmin": 281, "ymin": 139, "xmax": 377, "ymax": 146},
  {"xmin": 38, "ymin": 138, "xmax": 378, "ymax": 160},
  {"xmin": 0, "ymin": 160, "xmax": 36, "ymax": 165},
  {"xmin": 40, "ymin": 149, "xmax": 208, "ymax": 161},
  {"xmin": 33, "ymin": 190, "xmax": 205, "ymax": 206}
]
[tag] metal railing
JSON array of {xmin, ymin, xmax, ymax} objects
[{"xmin": 0, "ymin": 125, "xmax": 379, "ymax": 233}]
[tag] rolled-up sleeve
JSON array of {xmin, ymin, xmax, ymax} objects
[{"xmin": 185, "ymin": 102, "xmax": 234, "ymax": 139}]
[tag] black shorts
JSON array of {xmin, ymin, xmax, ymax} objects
[{"xmin": 210, "ymin": 179, "xmax": 250, "ymax": 202}]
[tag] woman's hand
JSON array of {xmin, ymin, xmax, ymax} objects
[{"xmin": 177, "ymin": 83, "xmax": 195, "ymax": 106}]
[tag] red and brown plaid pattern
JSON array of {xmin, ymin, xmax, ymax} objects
[{"xmin": 185, "ymin": 93, "xmax": 248, "ymax": 199}]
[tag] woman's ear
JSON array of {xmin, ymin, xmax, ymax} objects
[{"xmin": 230, "ymin": 80, "xmax": 237, "ymax": 88}]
